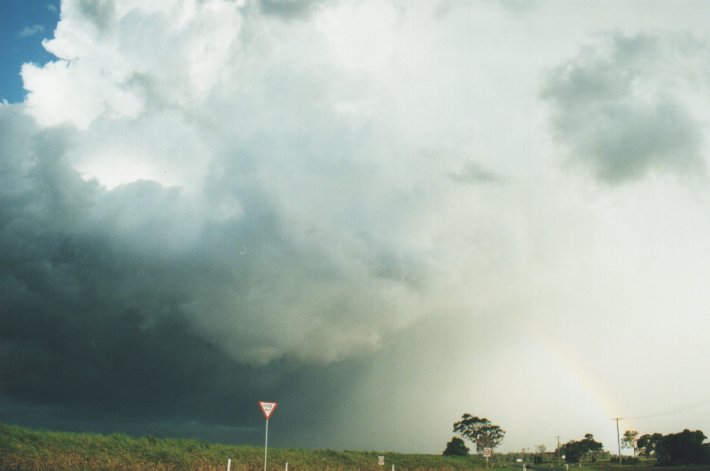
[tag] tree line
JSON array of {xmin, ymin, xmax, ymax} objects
[
  {"xmin": 621, "ymin": 428, "xmax": 709, "ymax": 465},
  {"xmin": 444, "ymin": 414, "xmax": 710, "ymax": 466}
]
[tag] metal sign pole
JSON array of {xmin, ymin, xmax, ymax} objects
[
  {"xmin": 258, "ymin": 401, "xmax": 278, "ymax": 471},
  {"xmin": 264, "ymin": 418, "xmax": 269, "ymax": 471}
]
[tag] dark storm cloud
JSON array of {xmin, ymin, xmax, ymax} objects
[
  {"xmin": 3, "ymin": 0, "xmax": 452, "ymax": 447},
  {"xmin": 542, "ymin": 33, "xmax": 706, "ymax": 184},
  {"xmin": 0, "ymin": 105, "xmax": 372, "ymax": 444},
  {"xmin": 0, "ymin": 106, "xmax": 230, "ymax": 423}
]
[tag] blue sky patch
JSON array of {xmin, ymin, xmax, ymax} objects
[{"xmin": 0, "ymin": 0, "xmax": 60, "ymax": 103}]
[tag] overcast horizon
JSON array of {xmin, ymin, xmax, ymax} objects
[{"xmin": 2, "ymin": 0, "xmax": 710, "ymax": 455}]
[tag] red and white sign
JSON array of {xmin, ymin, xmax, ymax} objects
[
  {"xmin": 483, "ymin": 448, "xmax": 492, "ymax": 458},
  {"xmin": 259, "ymin": 401, "xmax": 278, "ymax": 420}
]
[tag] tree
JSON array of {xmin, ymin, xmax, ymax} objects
[
  {"xmin": 443, "ymin": 437, "xmax": 470, "ymax": 456},
  {"xmin": 637, "ymin": 432, "xmax": 662, "ymax": 458},
  {"xmin": 621, "ymin": 429, "xmax": 639, "ymax": 456},
  {"xmin": 453, "ymin": 414, "xmax": 505, "ymax": 453},
  {"xmin": 655, "ymin": 429, "xmax": 707, "ymax": 465},
  {"xmin": 534, "ymin": 444, "xmax": 546, "ymax": 464},
  {"xmin": 559, "ymin": 433, "xmax": 603, "ymax": 464}
]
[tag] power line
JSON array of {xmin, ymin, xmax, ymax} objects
[
  {"xmin": 623, "ymin": 400, "xmax": 710, "ymax": 421},
  {"xmin": 611, "ymin": 402, "xmax": 710, "ymax": 467}
]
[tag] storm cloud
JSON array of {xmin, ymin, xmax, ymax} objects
[
  {"xmin": 2, "ymin": 0, "xmax": 459, "ymax": 449},
  {"xmin": 542, "ymin": 33, "xmax": 707, "ymax": 183},
  {"xmin": 0, "ymin": 82, "xmax": 428, "ymax": 446},
  {"xmin": 4, "ymin": 0, "xmax": 710, "ymax": 455}
]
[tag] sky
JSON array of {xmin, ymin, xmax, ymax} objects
[
  {"xmin": 0, "ymin": 0, "xmax": 60, "ymax": 103},
  {"xmin": 2, "ymin": 0, "xmax": 710, "ymax": 456}
]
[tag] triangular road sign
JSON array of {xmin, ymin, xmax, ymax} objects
[{"xmin": 258, "ymin": 401, "xmax": 278, "ymax": 420}]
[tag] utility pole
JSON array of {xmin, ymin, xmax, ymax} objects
[
  {"xmin": 557, "ymin": 436, "xmax": 561, "ymax": 465},
  {"xmin": 612, "ymin": 418, "xmax": 622, "ymax": 468}
]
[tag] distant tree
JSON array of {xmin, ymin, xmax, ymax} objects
[
  {"xmin": 534, "ymin": 444, "xmax": 546, "ymax": 464},
  {"xmin": 637, "ymin": 432, "xmax": 662, "ymax": 458},
  {"xmin": 655, "ymin": 429, "xmax": 707, "ymax": 465},
  {"xmin": 453, "ymin": 414, "xmax": 505, "ymax": 453},
  {"xmin": 559, "ymin": 433, "xmax": 603, "ymax": 464},
  {"xmin": 443, "ymin": 437, "xmax": 470, "ymax": 456},
  {"xmin": 621, "ymin": 430, "xmax": 639, "ymax": 456}
]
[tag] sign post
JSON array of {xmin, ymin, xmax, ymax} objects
[
  {"xmin": 483, "ymin": 448, "xmax": 492, "ymax": 471},
  {"xmin": 259, "ymin": 401, "xmax": 278, "ymax": 471}
]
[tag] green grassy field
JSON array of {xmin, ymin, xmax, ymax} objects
[
  {"xmin": 0, "ymin": 423, "xmax": 703, "ymax": 471},
  {"xmin": 0, "ymin": 423, "xmax": 492, "ymax": 471}
]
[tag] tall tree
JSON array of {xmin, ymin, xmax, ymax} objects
[
  {"xmin": 637, "ymin": 433, "xmax": 663, "ymax": 458},
  {"xmin": 453, "ymin": 414, "xmax": 505, "ymax": 453},
  {"xmin": 621, "ymin": 429, "xmax": 639, "ymax": 456},
  {"xmin": 655, "ymin": 429, "xmax": 707, "ymax": 465},
  {"xmin": 443, "ymin": 437, "xmax": 470, "ymax": 456},
  {"xmin": 559, "ymin": 433, "xmax": 603, "ymax": 464}
]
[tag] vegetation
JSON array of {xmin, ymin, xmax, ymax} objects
[
  {"xmin": 3, "ymin": 422, "xmax": 710, "ymax": 471},
  {"xmin": 452, "ymin": 415, "xmax": 505, "ymax": 453},
  {"xmin": 634, "ymin": 429, "xmax": 710, "ymax": 465},
  {"xmin": 558, "ymin": 433, "xmax": 603, "ymax": 464},
  {"xmin": 654, "ymin": 429, "xmax": 707, "ymax": 465},
  {"xmin": 442, "ymin": 437, "xmax": 469, "ymax": 456},
  {"xmin": 0, "ymin": 423, "xmax": 494, "ymax": 471},
  {"xmin": 637, "ymin": 432, "xmax": 663, "ymax": 458},
  {"xmin": 621, "ymin": 430, "xmax": 639, "ymax": 456},
  {"xmin": 551, "ymin": 429, "xmax": 710, "ymax": 468}
]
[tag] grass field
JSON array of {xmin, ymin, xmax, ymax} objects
[
  {"xmin": 0, "ymin": 423, "xmax": 704, "ymax": 471},
  {"xmin": 0, "ymin": 423, "xmax": 490, "ymax": 471}
]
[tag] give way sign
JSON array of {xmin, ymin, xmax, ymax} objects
[{"xmin": 259, "ymin": 401, "xmax": 278, "ymax": 420}]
